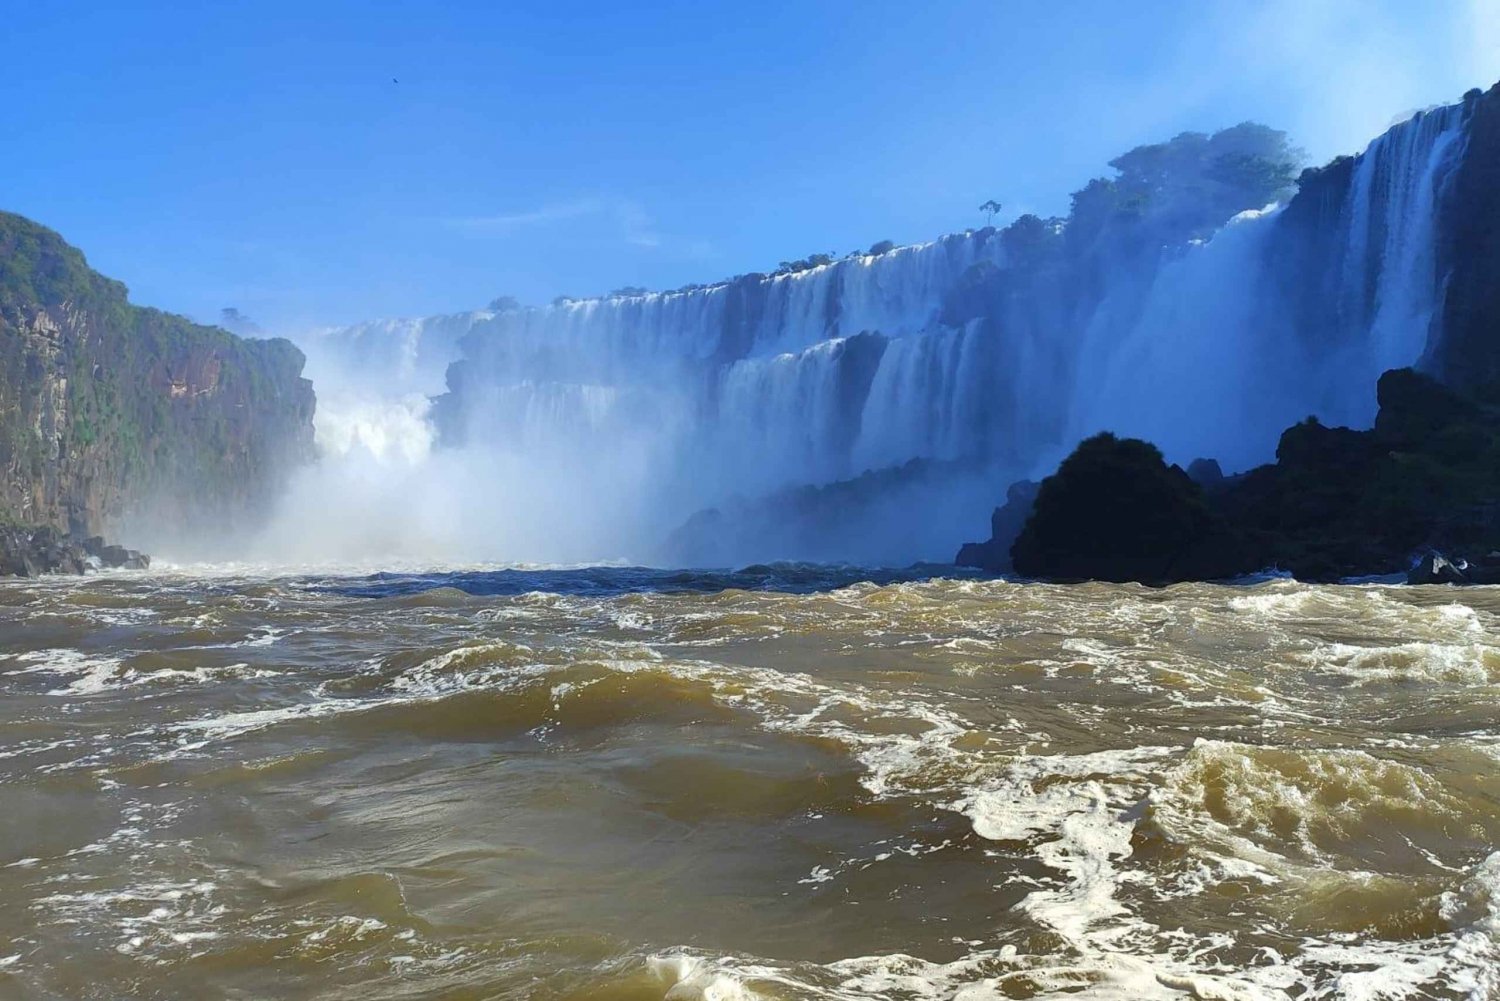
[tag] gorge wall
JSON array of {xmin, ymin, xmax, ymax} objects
[
  {"xmin": 0, "ymin": 212, "xmax": 316, "ymax": 550},
  {"xmin": 309, "ymin": 82, "xmax": 1500, "ymax": 566}
]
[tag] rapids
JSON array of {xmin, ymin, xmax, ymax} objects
[{"xmin": 2, "ymin": 567, "xmax": 1497, "ymax": 999}]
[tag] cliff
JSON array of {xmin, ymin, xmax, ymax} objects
[
  {"xmin": 0, "ymin": 211, "xmax": 316, "ymax": 546},
  {"xmin": 1436, "ymin": 82, "xmax": 1500, "ymax": 391}
]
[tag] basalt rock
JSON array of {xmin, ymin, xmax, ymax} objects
[
  {"xmin": 1408, "ymin": 552, "xmax": 1500, "ymax": 585},
  {"xmin": 96, "ymin": 543, "xmax": 150, "ymax": 570}
]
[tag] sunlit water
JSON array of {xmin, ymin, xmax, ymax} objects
[{"xmin": 1, "ymin": 566, "xmax": 1497, "ymax": 1000}]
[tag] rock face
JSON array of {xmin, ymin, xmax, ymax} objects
[
  {"xmin": 955, "ymin": 479, "xmax": 1038, "ymax": 572},
  {"xmin": 1219, "ymin": 368, "xmax": 1500, "ymax": 580},
  {"xmin": 0, "ymin": 525, "xmax": 150, "ymax": 577},
  {"xmin": 963, "ymin": 369, "xmax": 1500, "ymax": 584},
  {"xmin": 1407, "ymin": 552, "xmax": 1500, "ymax": 585},
  {"xmin": 1435, "ymin": 84, "xmax": 1500, "ymax": 392},
  {"xmin": 0, "ymin": 211, "xmax": 316, "ymax": 551},
  {"xmin": 1004, "ymin": 434, "xmax": 1246, "ymax": 584}
]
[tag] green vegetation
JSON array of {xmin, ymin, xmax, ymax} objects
[
  {"xmin": 1066, "ymin": 123, "xmax": 1301, "ymax": 253},
  {"xmin": 0, "ymin": 209, "xmax": 315, "ymax": 537},
  {"xmin": 772, "ymin": 253, "xmax": 836, "ymax": 277},
  {"xmin": 0, "ymin": 213, "xmax": 129, "ymax": 314}
]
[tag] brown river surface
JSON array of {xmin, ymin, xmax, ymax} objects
[{"xmin": 0, "ymin": 565, "xmax": 1496, "ymax": 1000}]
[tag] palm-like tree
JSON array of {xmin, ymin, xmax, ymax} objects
[{"xmin": 979, "ymin": 199, "xmax": 1003, "ymax": 225}]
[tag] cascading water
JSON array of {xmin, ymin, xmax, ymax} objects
[
  {"xmin": 276, "ymin": 94, "xmax": 1480, "ymax": 566},
  {"xmin": 1338, "ymin": 103, "xmax": 1469, "ymax": 379}
]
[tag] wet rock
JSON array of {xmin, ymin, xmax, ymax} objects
[
  {"xmin": 1408, "ymin": 552, "xmax": 1500, "ymax": 585},
  {"xmin": 0, "ymin": 523, "xmax": 148, "ymax": 577},
  {"xmin": 97, "ymin": 544, "xmax": 150, "ymax": 569},
  {"xmin": 1408, "ymin": 553, "xmax": 1470, "ymax": 584}
]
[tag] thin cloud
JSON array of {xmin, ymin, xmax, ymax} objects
[
  {"xmin": 615, "ymin": 201, "xmax": 661, "ymax": 247},
  {"xmin": 443, "ymin": 199, "xmax": 607, "ymax": 233},
  {"xmin": 443, "ymin": 196, "xmax": 671, "ymax": 250}
]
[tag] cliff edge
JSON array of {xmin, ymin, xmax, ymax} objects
[{"xmin": 0, "ymin": 211, "xmax": 315, "ymax": 551}]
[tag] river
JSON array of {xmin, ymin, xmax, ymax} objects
[{"xmin": 1, "ymin": 566, "xmax": 1496, "ymax": 999}]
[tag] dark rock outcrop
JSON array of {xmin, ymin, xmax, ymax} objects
[
  {"xmin": 0, "ymin": 211, "xmax": 316, "ymax": 548},
  {"xmin": 84, "ymin": 535, "xmax": 150, "ymax": 570},
  {"xmin": 0, "ymin": 524, "xmax": 84, "ymax": 577},
  {"xmin": 1407, "ymin": 552, "xmax": 1500, "ymax": 585},
  {"xmin": 1003, "ymin": 433, "xmax": 1247, "ymax": 584},
  {"xmin": 961, "ymin": 368, "xmax": 1500, "ymax": 584},
  {"xmin": 0, "ymin": 524, "xmax": 148, "ymax": 577},
  {"xmin": 1186, "ymin": 458, "xmax": 1225, "ymax": 488},
  {"xmin": 1220, "ymin": 369, "xmax": 1500, "ymax": 580},
  {"xmin": 955, "ymin": 479, "xmax": 1038, "ymax": 572}
]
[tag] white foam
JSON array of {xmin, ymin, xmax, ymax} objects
[
  {"xmin": 1303, "ymin": 641, "xmax": 1499, "ymax": 687},
  {"xmin": 649, "ymin": 955, "xmax": 761, "ymax": 1000},
  {"xmin": 1439, "ymin": 852, "xmax": 1500, "ymax": 1000}
]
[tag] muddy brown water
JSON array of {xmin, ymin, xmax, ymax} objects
[{"xmin": 0, "ymin": 566, "xmax": 1496, "ymax": 999}]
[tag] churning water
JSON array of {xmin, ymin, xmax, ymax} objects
[{"xmin": 2, "ymin": 566, "xmax": 1497, "ymax": 999}]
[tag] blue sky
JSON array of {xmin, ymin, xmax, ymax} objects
[{"xmin": 5, "ymin": 1, "xmax": 1498, "ymax": 331}]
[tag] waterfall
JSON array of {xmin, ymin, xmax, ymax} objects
[
  {"xmin": 292, "ymin": 94, "xmax": 1480, "ymax": 565},
  {"xmin": 1066, "ymin": 104, "xmax": 1470, "ymax": 471},
  {"xmin": 1338, "ymin": 103, "xmax": 1469, "ymax": 380}
]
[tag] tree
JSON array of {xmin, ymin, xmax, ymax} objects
[
  {"xmin": 979, "ymin": 199, "xmax": 1003, "ymax": 225},
  {"xmin": 218, "ymin": 307, "xmax": 261, "ymax": 334}
]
